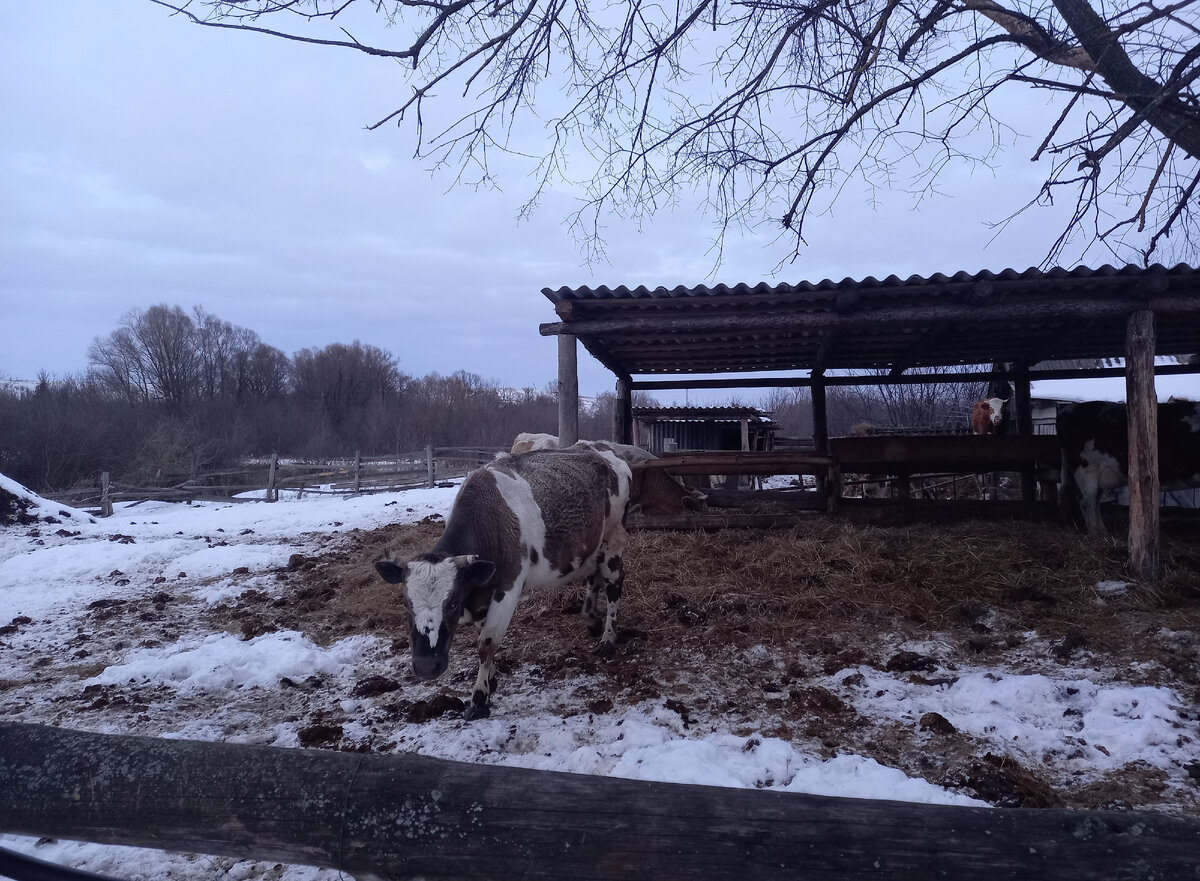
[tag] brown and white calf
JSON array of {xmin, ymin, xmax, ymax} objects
[
  {"xmin": 374, "ymin": 448, "xmax": 632, "ymax": 719},
  {"xmin": 971, "ymin": 397, "xmax": 1009, "ymax": 435},
  {"xmin": 1058, "ymin": 399, "xmax": 1200, "ymax": 535},
  {"xmin": 509, "ymin": 432, "xmax": 561, "ymax": 454}
]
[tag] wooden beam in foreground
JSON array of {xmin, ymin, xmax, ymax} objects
[{"xmin": 2, "ymin": 723, "xmax": 1199, "ymax": 881}]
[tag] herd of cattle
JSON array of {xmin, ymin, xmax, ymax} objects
[{"xmin": 375, "ymin": 406, "xmax": 1199, "ymax": 716}]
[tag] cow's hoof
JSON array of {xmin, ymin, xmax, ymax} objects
[
  {"xmin": 593, "ymin": 641, "xmax": 616, "ymax": 659},
  {"xmin": 463, "ymin": 703, "xmax": 491, "ymax": 721}
]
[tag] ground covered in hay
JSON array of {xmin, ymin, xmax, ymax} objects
[{"xmin": 309, "ymin": 515, "xmax": 1200, "ymax": 814}]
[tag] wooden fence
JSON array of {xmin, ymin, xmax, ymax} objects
[
  {"xmin": 49, "ymin": 447, "xmax": 502, "ymax": 516},
  {"xmin": 1, "ymin": 723, "xmax": 1197, "ymax": 880}
]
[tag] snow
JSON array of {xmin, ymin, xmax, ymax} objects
[
  {"xmin": 1031, "ymin": 370, "xmax": 1199, "ymax": 403},
  {"xmin": 1, "ymin": 474, "xmax": 1197, "ymax": 878}
]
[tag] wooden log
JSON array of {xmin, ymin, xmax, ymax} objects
[
  {"xmin": 1126, "ymin": 310, "xmax": 1160, "ymax": 580},
  {"xmin": 2, "ymin": 723, "xmax": 1199, "ymax": 881},
  {"xmin": 615, "ymin": 376, "xmax": 632, "ymax": 444},
  {"xmin": 558, "ymin": 333, "xmax": 580, "ymax": 447}
]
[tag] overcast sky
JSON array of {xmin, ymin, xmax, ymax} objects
[{"xmin": 1, "ymin": 1, "xmax": 1133, "ymax": 398}]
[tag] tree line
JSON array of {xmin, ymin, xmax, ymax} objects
[
  {"xmin": 0, "ymin": 304, "xmax": 984, "ymax": 494},
  {"xmin": 0, "ymin": 305, "xmax": 615, "ymax": 493}
]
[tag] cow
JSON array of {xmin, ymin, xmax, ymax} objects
[
  {"xmin": 374, "ymin": 448, "xmax": 631, "ymax": 719},
  {"xmin": 510, "ymin": 432, "xmax": 560, "ymax": 454},
  {"xmin": 971, "ymin": 397, "xmax": 1009, "ymax": 435},
  {"xmin": 1057, "ymin": 400, "xmax": 1200, "ymax": 536},
  {"xmin": 508, "ymin": 434, "xmax": 707, "ymax": 515}
]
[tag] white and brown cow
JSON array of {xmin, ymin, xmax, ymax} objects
[
  {"xmin": 374, "ymin": 448, "xmax": 631, "ymax": 719},
  {"xmin": 971, "ymin": 397, "xmax": 1009, "ymax": 435},
  {"xmin": 1058, "ymin": 399, "xmax": 1200, "ymax": 536},
  {"xmin": 509, "ymin": 432, "xmax": 561, "ymax": 454}
]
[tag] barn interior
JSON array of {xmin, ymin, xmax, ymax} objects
[{"xmin": 540, "ymin": 264, "xmax": 1200, "ymax": 579}]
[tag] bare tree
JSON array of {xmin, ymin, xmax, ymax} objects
[
  {"xmin": 89, "ymin": 305, "xmax": 199, "ymax": 412},
  {"xmin": 150, "ymin": 0, "xmax": 1200, "ymax": 265}
]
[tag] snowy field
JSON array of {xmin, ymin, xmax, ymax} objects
[{"xmin": 1, "ymin": 471, "xmax": 1198, "ymax": 879}]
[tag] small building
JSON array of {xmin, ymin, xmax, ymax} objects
[{"xmin": 633, "ymin": 406, "xmax": 777, "ymax": 454}]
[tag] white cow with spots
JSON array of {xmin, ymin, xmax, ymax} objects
[
  {"xmin": 1058, "ymin": 400, "xmax": 1200, "ymax": 535},
  {"xmin": 374, "ymin": 448, "xmax": 631, "ymax": 719}
]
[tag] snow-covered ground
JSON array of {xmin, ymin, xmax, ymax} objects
[{"xmin": 1, "ymin": 472, "xmax": 1197, "ymax": 879}]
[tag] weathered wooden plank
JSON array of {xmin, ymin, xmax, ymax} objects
[
  {"xmin": 625, "ymin": 363, "xmax": 1200, "ymax": 392},
  {"xmin": 830, "ymin": 435, "xmax": 1059, "ymax": 472},
  {"xmin": 632, "ymin": 452, "xmax": 838, "ymax": 475},
  {"xmin": 2, "ymin": 723, "xmax": 1198, "ymax": 881}
]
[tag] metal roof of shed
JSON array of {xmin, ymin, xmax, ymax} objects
[{"xmin": 540, "ymin": 264, "xmax": 1200, "ymax": 378}]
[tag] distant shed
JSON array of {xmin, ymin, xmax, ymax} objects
[
  {"xmin": 540, "ymin": 264, "xmax": 1200, "ymax": 579},
  {"xmin": 633, "ymin": 406, "xmax": 777, "ymax": 454}
]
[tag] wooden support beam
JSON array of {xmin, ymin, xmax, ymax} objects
[
  {"xmin": 1011, "ymin": 363, "xmax": 1037, "ymax": 503},
  {"xmin": 4, "ymin": 722, "xmax": 1199, "ymax": 881},
  {"xmin": 627, "ymin": 363, "xmax": 1200, "ymax": 392},
  {"xmin": 614, "ymin": 376, "xmax": 633, "ymax": 444},
  {"xmin": 1126, "ymin": 310, "xmax": 1160, "ymax": 581},
  {"xmin": 558, "ymin": 333, "xmax": 580, "ymax": 447}
]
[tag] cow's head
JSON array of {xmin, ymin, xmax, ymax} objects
[
  {"xmin": 373, "ymin": 554, "xmax": 496, "ymax": 679},
  {"xmin": 628, "ymin": 468, "xmax": 707, "ymax": 516}
]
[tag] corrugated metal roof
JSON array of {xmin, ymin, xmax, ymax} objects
[{"xmin": 540, "ymin": 264, "xmax": 1200, "ymax": 378}]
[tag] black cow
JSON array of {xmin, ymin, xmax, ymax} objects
[{"xmin": 1057, "ymin": 400, "xmax": 1200, "ymax": 535}]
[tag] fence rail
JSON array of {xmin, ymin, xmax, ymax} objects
[
  {"xmin": 1, "ymin": 722, "xmax": 1197, "ymax": 881},
  {"xmin": 48, "ymin": 447, "xmax": 502, "ymax": 516}
]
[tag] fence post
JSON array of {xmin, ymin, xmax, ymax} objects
[
  {"xmin": 266, "ymin": 453, "xmax": 278, "ymax": 503},
  {"xmin": 100, "ymin": 472, "xmax": 113, "ymax": 518},
  {"xmin": 426, "ymin": 443, "xmax": 435, "ymax": 488},
  {"xmin": 354, "ymin": 451, "xmax": 362, "ymax": 494}
]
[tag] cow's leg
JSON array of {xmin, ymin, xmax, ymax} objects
[
  {"xmin": 591, "ymin": 542, "xmax": 626, "ymax": 658},
  {"xmin": 1074, "ymin": 465, "xmax": 1107, "ymax": 536},
  {"xmin": 582, "ymin": 572, "xmax": 605, "ymax": 638},
  {"xmin": 464, "ymin": 581, "xmax": 525, "ymax": 721}
]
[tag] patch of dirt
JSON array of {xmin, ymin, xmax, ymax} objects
[{"xmin": 0, "ymin": 486, "xmax": 36, "ymax": 527}]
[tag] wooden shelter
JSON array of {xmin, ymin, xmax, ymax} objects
[
  {"xmin": 633, "ymin": 406, "xmax": 777, "ymax": 454},
  {"xmin": 540, "ymin": 264, "xmax": 1200, "ymax": 579}
]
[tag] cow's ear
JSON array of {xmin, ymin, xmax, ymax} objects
[
  {"xmin": 374, "ymin": 560, "xmax": 408, "ymax": 584},
  {"xmin": 459, "ymin": 556, "xmax": 496, "ymax": 587}
]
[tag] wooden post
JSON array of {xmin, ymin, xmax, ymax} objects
[
  {"xmin": 558, "ymin": 333, "xmax": 580, "ymax": 447},
  {"xmin": 1126, "ymin": 310, "xmax": 1160, "ymax": 581},
  {"xmin": 811, "ymin": 379, "xmax": 829, "ymax": 454},
  {"xmin": 426, "ymin": 443, "xmax": 435, "ymax": 489},
  {"xmin": 99, "ymin": 472, "xmax": 113, "ymax": 518},
  {"xmin": 811, "ymin": 378, "xmax": 830, "ymax": 503},
  {"xmin": 1012, "ymin": 363, "xmax": 1036, "ymax": 503},
  {"xmin": 615, "ymin": 376, "xmax": 633, "ymax": 444},
  {"xmin": 266, "ymin": 454, "xmax": 278, "ymax": 503},
  {"xmin": 3, "ymin": 722, "xmax": 1199, "ymax": 881},
  {"xmin": 353, "ymin": 451, "xmax": 362, "ymax": 494}
]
